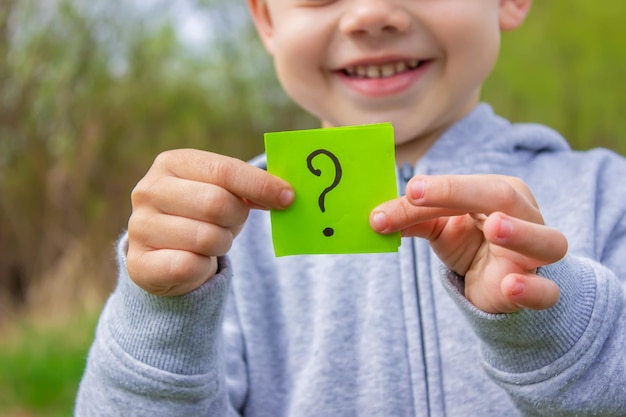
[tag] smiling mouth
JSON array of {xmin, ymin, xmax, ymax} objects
[{"xmin": 341, "ymin": 60, "xmax": 427, "ymax": 79}]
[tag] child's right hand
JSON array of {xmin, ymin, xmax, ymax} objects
[{"xmin": 126, "ymin": 149, "xmax": 294, "ymax": 296}]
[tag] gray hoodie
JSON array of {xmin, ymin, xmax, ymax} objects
[{"xmin": 75, "ymin": 104, "xmax": 626, "ymax": 416}]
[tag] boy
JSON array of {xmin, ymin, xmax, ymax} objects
[{"xmin": 76, "ymin": 0, "xmax": 626, "ymax": 415}]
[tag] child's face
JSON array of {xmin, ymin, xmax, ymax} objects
[{"xmin": 250, "ymin": 0, "xmax": 529, "ymax": 153}]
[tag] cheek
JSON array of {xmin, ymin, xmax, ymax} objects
[
  {"xmin": 273, "ymin": 50, "xmax": 318, "ymax": 109},
  {"xmin": 431, "ymin": 5, "xmax": 499, "ymax": 49},
  {"xmin": 271, "ymin": 27, "xmax": 330, "ymax": 117},
  {"xmin": 438, "ymin": 12, "xmax": 501, "ymax": 87}
]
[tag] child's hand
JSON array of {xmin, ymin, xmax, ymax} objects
[
  {"xmin": 126, "ymin": 149, "xmax": 294, "ymax": 296},
  {"xmin": 370, "ymin": 175, "xmax": 568, "ymax": 314}
]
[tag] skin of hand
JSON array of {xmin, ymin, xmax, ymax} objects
[
  {"xmin": 126, "ymin": 149, "xmax": 294, "ymax": 296},
  {"xmin": 370, "ymin": 174, "xmax": 568, "ymax": 314}
]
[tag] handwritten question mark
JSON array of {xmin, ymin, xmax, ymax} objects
[{"xmin": 306, "ymin": 149, "xmax": 343, "ymax": 237}]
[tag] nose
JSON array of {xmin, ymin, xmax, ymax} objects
[{"xmin": 339, "ymin": 0, "xmax": 411, "ymax": 37}]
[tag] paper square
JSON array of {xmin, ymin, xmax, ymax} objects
[{"xmin": 264, "ymin": 123, "xmax": 400, "ymax": 257}]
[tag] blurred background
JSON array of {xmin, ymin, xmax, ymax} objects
[{"xmin": 1, "ymin": 0, "xmax": 625, "ymax": 415}]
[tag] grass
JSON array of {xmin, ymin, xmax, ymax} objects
[{"xmin": 0, "ymin": 311, "xmax": 100, "ymax": 417}]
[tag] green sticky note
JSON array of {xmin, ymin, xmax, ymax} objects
[{"xmin": 265, "ymin": 123, "xmax": 400, "ymax": 257}]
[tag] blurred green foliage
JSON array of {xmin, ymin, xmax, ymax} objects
[
  {"xmin": 484, "ymin": 1, "xmax": 626, "ymax": 151},
  {"xmin": 0, "ymin": 313, "xmax": 98, "ymax": 417},
  {"xmin": 0, "ymin": 0, "xmax": 314, "ymax": 317}
]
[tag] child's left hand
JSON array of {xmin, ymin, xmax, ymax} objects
[{"xmin": 370, "ymin": 174, "xmax": 568, "ymax": 314}]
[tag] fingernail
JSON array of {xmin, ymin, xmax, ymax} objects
[
  {"xmin": 510, "ymin": 280, "xmax": 525, "ymax": 296},
  {"xmin": 409, "ymin": 179, "xmax": 425, "ymax": 201},
  {"xmin": 371, "ymin": 211, "xmax": 389, "ymax": 232},
  {"xmin": 497, "ymin": 218, "xmax": 513, "ymax": 239},
  {"xmin": 279, "ymin": 189, "xmax": 294, "ymax": 207}
]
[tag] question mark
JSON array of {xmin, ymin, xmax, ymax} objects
[{"xmin": 306, "ymin": 149, "xmax": 343, "ymax": 237}]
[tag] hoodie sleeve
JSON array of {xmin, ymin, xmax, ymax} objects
[
  {"xmin": 74, "ymin": 234, "xmax": 243, "ymax": 417},
  {"xmin": 437, "ymin": 138, "xmax": 626, "ymax": 415},
  {"xmin": 442, "ymin": 254, "xmax": 625, "ymax": 416}
]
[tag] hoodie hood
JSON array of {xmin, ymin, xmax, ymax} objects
[{"xmin": 418, "ymin": 103, "xmax": 572, "ymax": 173}]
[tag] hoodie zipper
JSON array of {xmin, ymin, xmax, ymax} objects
[{"xmin": 400, "ymin": 163, "xmax": 433, "ymax": 416}]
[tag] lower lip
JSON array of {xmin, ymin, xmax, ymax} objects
[{"xmin": 337, "ymin": 61, "xmax": 432, "ymax": 97}]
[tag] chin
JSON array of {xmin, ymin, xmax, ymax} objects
[
  {"xmin": 388, "ymin": 123, "xmax": 424, "ymax": 144},
  {"xmin": 392, "ymin": 131, "xmax": 418, "ymax": 146}
]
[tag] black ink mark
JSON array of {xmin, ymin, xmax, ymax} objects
[{"xmin": 306, "ymin": 149, "xmax": 342, "ymax": 237}]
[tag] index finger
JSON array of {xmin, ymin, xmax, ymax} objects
[
  {"xmin": 156, "ymin": 149, "xmax": 294, "ymax": 210},
  {"xmin": 405, "ymin": 174, "xmax": 542, "ymax": 223}
]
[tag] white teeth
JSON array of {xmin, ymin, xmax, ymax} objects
[
  {"xmin": 344, "ymin": 60, "xmax": 422, "ymax": 79},
  {"xmin": 395, "ymin": 61, "xmax": 407, "ymax": 73},
  {"xmin": 366, "ymin": 65, "xmax": 380, "ymax": 78},
  {"xmin": 381, "ymin": 64, "xmax": 396, "ymax": 77}
]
